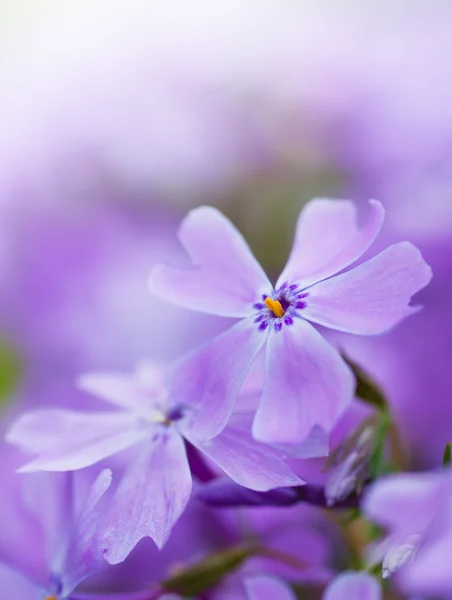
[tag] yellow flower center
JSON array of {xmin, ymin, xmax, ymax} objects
[{"xmin": 265, "ymin": 297, "xmax": 285, "ymax": 317}]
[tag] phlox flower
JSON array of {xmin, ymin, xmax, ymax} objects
[
  {"xmin": 0, "ymin": 454, "xmax": 112, "ymax": 600},
  {"xmin": 148, "ymin": 199, "xmax": 431, "ymax": 444},
  {"xmin": 7, "ymin": 360, "xmax": 303, "ymax": 563},
  {"xmin": 363, "ymin": 470, "xmax": 452, "ymax": 596}
]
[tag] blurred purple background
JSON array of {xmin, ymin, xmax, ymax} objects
[
  {"xmin": 1, "ymin": 1, "xmax": 452, "ymax": 461},
  {"xmin": 2, "ymin": 2, "xmax": 452, "ymax": 598},
  {"xmin": 1, "ymin": 3, "xmax": 452, "ymax": 595}
]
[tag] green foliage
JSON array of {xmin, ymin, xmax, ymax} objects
[
  {"xmin": 368, "ymin": 412, "xmax": 391, "ymax": 479},
  {"xmin": 443, "ymin": 442, "xmax": 451, "ymax": 468},
  {"xmin": 342, "ymin": 354, "xmax": 388, "ymax": 411},
  {"xmin": 0, "ymin": 339, "xmax": 21, "ymax": 409},
  {"xmin": 161, "ymin": 545, "xmax": 253, "ymax": 597}
]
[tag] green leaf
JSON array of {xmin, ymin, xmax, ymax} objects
[
  {"xmin": 341, "ymin": 353, "xmax": 388, "ymax": 411},
  {"xmin": 443, "ymin": 442, "xmax": 451, "ymax": 468},
  {"xmin": 161, "ymin": 545, "xmax": 254, "ymax": 597},
  {"xmin": 368, "ymin": 412, "xmax": 391, "ymax": 479},
  {"xmin": 0, "ymin": 339, "xmax": 21, "ymax": 409}
]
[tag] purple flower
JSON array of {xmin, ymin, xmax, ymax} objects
[
  {"xmin": 148, "ymin": 200, "xmax": 432, "ymax": 444},
  {"xmin": 322, "ymin": 572, "xmax": 381, "ymax": 600},
  {"xmin": 7, "ymin": 360, "xmax": 302, "ymax": 563},
  {"xmin": 0, "ymin": 455, "xmax": 112, "ymax": 600},
  {"xmin": 363, "ymin": 470, "xmax": 452, "ymax": 595}
]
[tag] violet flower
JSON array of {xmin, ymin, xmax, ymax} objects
[
  {"xmin": 0, "ymin": 466, "xmax": 112, "ymax": 600},
  {"xmin": 148, "ymin": 199, "xmax": 431, "ymax": 444},
  {"xmin": 363, "ymin": 470, "xmax": 452, "ymax": 595},
  {"xmin": 322, "ymin": 572, "xmax": 381, "ymax": 600},
  {"xmin": 7, "ymin": 360, "xmax": 303, "ymax": 563}
]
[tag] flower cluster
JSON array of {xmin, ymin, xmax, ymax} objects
[{"xmin": 4, "ymin": 199, "xmax": 435, "ymax": 598}]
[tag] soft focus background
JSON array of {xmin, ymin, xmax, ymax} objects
[
  {"xmin": 1, "ymin": 0, "xmax": 452, "ymax": 462},
  {"xmin": 1, "ymin": 2, "xmax": 452, "ymax": 595}
]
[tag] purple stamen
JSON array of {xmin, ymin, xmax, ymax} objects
[
  {"xmin": 279, "ymin": 297, "xmax": 291, "ymax": 312},
  {"xmin": 253, "ymin": 283, "xmax": 307, "ymax": 331},
  {"xmin": 167, "ymin": 406, "xmax": 185, "ymax": 422}
]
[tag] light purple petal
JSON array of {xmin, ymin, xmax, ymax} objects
[
  {"xmin": 363, "ymin": 472, "xmax": 449, "ymax": 532},
  {"xmin": 171, "ymin": 318, "xmax": 267, "ymax": 440},
  {"xmin": 77, "ymin": 370, "xmax": 164, "ymax": 419},
  {"xmin": 0, "ymin": 444, "xmax": 51, "ymax": 588},
  {"xmin": 21, "ymin": 471, "xmax": 75, "ymax": 581},
  {"xmin": 60, "ymin": 469, "xmax": 112, "ymax": 597},
  {"xmin": 0, "ymin": 561, "xmax": 39, "ymax": 598},
  {"xmin": 277, "ymin": 199, "xmax": 384, "ymax": 289},
  {"xmin": 253, "ymin": 320, "xmax": 354, "ymax": 444},
  {"xmin": 273, "ymin": 425, "xmax": 329, "ymax": 459},
  {"xmin": 149, "ymin": 206, "xmax": 271, "ymax": 318},
  {"xmin": 244, "ymin": 575, "xmax": 297, "ymax": 600},
  {"xmin": 227, "ymin": 412, "xmax": 328, "ymax": 459},
  {"xmin": 99, "ymin": 430, "xmax": 192, "ymax": 563},
  {"xmin": 7, "ymin": 409, "xmax": 147, "ymax": 472},
  {"xmin": 399, "ymin": 529, "xmax": 452, "ymax": 594},
  {"xmin": 135, "ymin": 359, "xmax": 171, "ymax": 391},
  {"xmin": 302, "ymin": 242, "xmax": 432, "ymax": 335},
  {"xmin": 187, "ymin": 419, "xmax": 303, "ymax": 492},
  {"xmin": 323, "ymin": 572, "xmax": 381, "ymax": 600}
]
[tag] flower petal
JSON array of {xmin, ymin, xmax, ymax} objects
[
  {"xmin": 0, "ymin": 562, "xmax": 39, "ymax": 598},
  {"xmin": 171, "ymin": 318, "xmax": 267, "ymax": 440},
  {"xmin": 253, "ymin": 320, "xmax": 354, "ymax": 445},
  {"xmin": 323, "ymin": 572, "xmax": 381, "ymax": 600},
  {"xmin": 277, "ymin": 199, "xmax": 384, "ymax": 289},
  {"xmin": 77, "ymin": 370, "xmax": 164, "ymax": 419},
  {"xmin": 273, "ymin": 425, "xmax": 329, "ymax": 459},
  {"xmin": 399, "ymin": 529, "xmax": 452, "ymax": 595},
  {"xmin": 7, "ymin": 409, "xmax": 147, "ymax": 472},
  {"xmin": 99, "ymin": 430, "xmax": 192, "ymax": 563},
  {"xmin": 363, "ymin": 472, "xmax": 450, "ymax": 532},
  {"xmin": 244, "ymin": 576, "xmax": 297, "ymax": 600},
  {"xmin": 302, "ymin": 242, "xmax": 432, "ymax": 335},
  {"xmin": 187, "ymin": 418, "xmax": 303, "ymax": 491},
  {"xmin": 60, "ymin": 469, "xmax": 113, "ymax": 597},
  {"xmin": 149, "ymin": 206, "xmax": 271, "ymax": 317}
]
